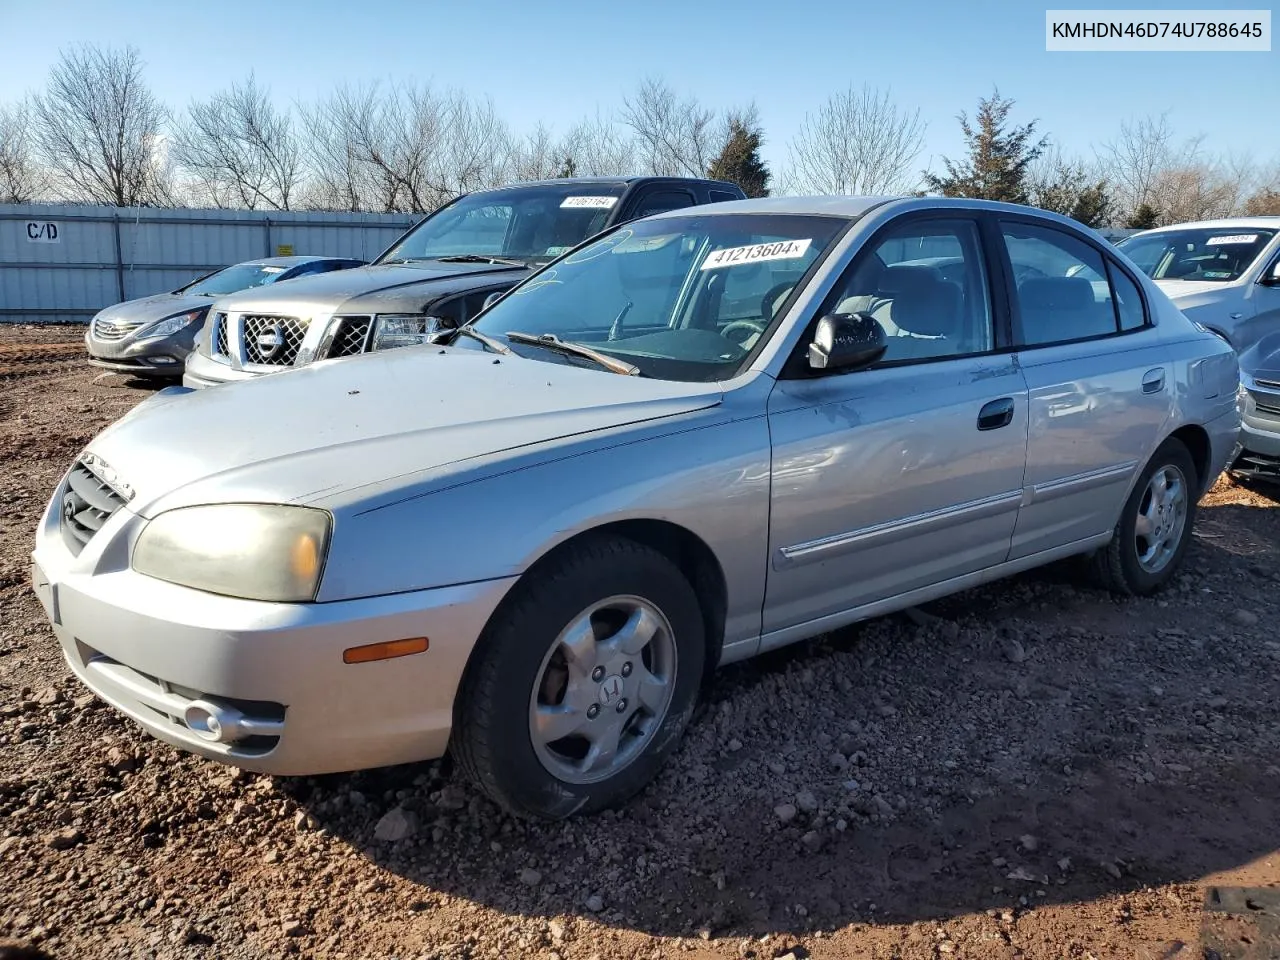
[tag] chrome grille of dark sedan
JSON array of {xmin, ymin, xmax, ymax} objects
[
  {"xmin": 60, "ymin": 461, "xmax": 128, "ymax": 555},
  {"xmin": 328, "ymin": 316, "xmax": 373, "ymax": 358},
  {"xmin": 212, "ymin": 313, "xmax": 229, "ymax": 358},
  {"xmin": 1252, "ymin": 391, "xmax": 1280, "ymax": 417},
  {"xmin": 242, "ymin": 315, "xmax": 307, "ymax": 366},
  {"xmin": 92, "ymin": 317, "xmax": 144, "ymax": 341}
]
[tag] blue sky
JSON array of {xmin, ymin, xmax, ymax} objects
[{"xmin": 0, "ymin": 0, "xmax": 1275, "ymax": 179}]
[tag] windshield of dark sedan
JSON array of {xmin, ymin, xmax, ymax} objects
[
  {"xmin": 465, "ymin": 213, "xmax": 848, "ymax": 381},
  {"xmin": 1118, "ymin": 228, "xmax": 1276, "ymax": 283},
  {"xmin": 182, "ymin": 263, "xmax": 289, "ymax": 296},
  {"xmin": 377, "ymin": 184, "xmax": 627, "ymax": 265}
]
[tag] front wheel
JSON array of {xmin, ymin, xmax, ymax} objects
[
  {"xmin": 451, "ymin": 537, "xmax": 705, "ymax": 819},
  {"xmin": 1092, "ymin": 437, "xmax": 1198, "ymax": 595}
]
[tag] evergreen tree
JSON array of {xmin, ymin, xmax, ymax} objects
[
  {"xmin": 707, "ymin": 116, "xmax": 771, "ymax": 198},
  {"xmin": 1032, "ymin": 158, "xmax": 1114, "ymax": 228},
  {"xmin": 923, "ymin": 90, "xmax": 1047, "ymax": 204},
  {"xmin": 1125, "ymin": 202, "xmax": 1160, "ymax": 230},
  {"xmin": 556, "ymin": 155, "xmax": 577, "ymax": 178}
]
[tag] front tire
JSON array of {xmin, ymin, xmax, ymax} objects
[
  {"xmin": 1092, "ymin": 437, "xmax": 1197, "ymax": 596},
  {"xmin": 452, "ymin": 537, "xmax": 705, "ymax": 820}
]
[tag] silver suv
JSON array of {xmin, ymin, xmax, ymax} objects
[{"xmin": 183, "ymin": 177, "xmax": 745, "ymax": 387}]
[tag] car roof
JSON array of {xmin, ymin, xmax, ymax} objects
[
  {"xmin": 239, "ymin": 255, "xmax": 357, "ymax": 267},
  {"xmin": 643, "ymin": 195, "xmax": 1110, "ymax": 224},
  {"xmin": 468, "ymin": 175, "xmax": 743, "ymax": 193},
  {"xmin": 1129, "ymin": 217, "xmax": 1280, "ymax": 235}
]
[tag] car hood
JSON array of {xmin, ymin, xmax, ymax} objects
[
  {"xmin": 1240, "ymin": 332, "xmax": 1280, "ymax": 382},
  {"xmin": 96, "ymin": 292, "xmax": 210, "ymax": 323},
  {"xmin": 87, "ymin": 347, "xmax": 723, "ymax": 515},
  {"xmin": 1152, "ymin": 278, "xmax": 1235, "ymax": 303},
  {"xmin": 212, "ymin": 261, "xmax": 526, "ymax": 316}
]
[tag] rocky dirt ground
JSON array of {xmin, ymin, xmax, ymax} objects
[{"xmin": 2, "ymin": 325, "xmax": 1279, "ymax": 960}]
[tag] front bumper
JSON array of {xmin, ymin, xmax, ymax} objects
[
  {"xmin": 182, "ymin": 349, "xmax": 260, "ymax": 389},
  {"xmin": 86, "ymin": 329, "xmax": 194, "ymax": 378},
  {"xmin": 32, "ymin": 496, "xmax": 516, "ymax": 775},
  {"xmin": 1231, "ymin": 379, "xmax": 1280, "ymax": 477}
]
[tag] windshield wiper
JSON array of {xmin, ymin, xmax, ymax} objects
[
  {"xmin": 378, "ymin": 258, "xmax": 424, "ymax": 266},
  {"xmin": 506, "ymin": 331, "xmax": 639, "ymax": 376},
  {"xmin": 435, "ymin": 254, "xmax": 529, "ymax": 267},
  {"xmin": 451, "ymin": 325, "xmax": 510, "ymax": 355}
]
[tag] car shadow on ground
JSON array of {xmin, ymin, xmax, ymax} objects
[{"xmin": 291, "ymin": 496, "xmax": 1280, "ymax": 941}]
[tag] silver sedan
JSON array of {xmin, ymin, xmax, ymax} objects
[{"xmin": 32, "ymin": 197, "xmax": 1241, "ymax": 819}]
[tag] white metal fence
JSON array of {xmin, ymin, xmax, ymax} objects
[{"xmin": 0, "ymin": 204, "xmax": 418, "ymax": 324}]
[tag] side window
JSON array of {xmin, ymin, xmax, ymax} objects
[
  {"xmin": 823, "ymin": 218, "xmax": 994, "ymax": 364},
  {"xmin": 1002, "ymin": 222, "xmax": 1118, "ymax": 345},
  {"xmin": 1108, "ymin": 262, "xmax": 1147, "ymax": 331},
  {"xmin": 632, "ymin": 190, "xmax": 696, "ymax": 219},
  {"xmin": 709, "ymin": 189, "xmax": 741, "ymax": 204}
]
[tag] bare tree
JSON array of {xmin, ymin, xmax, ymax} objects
[
  {"xmin": 172, "ymin": 75, "xmax": 302, "ymax": 210},
  {"xmin": 784, "ymin": 85, "xmax": 925, "ymax": 195},
  {"xmin": 30, "ymin": 44, "xmax": 171, "ymax": 206},
  {"xmin": 622, "ymin": 78, "xmax": 722, "ymax": 177},
  {"xmin": 1029, "ymin": 147, "xmax": 1112, "ymax": 227},
  {"xmin": 0, "ymin": 102, "xmax": 48, "ymax": 202},
  {"xmin": 560, "ymin": 112, "xmax": 636, "ymax": 176},
  {"xmin": 1097, "ymin": 114, "xmax": 1176, "ymax": 219},
  {"xmin": 301, "ymin": 83, "xmax": 509, "ymax": 213}
]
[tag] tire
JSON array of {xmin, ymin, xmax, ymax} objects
[
  {"xmin": 451, "ymin": 536, "xmax": 705, "ymax": 820},
  {"xmin": 1091, "ymin": 437, "xmax": 1198, "ymax": 596}
]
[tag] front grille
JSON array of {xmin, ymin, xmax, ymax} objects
[
  {"xmin": 212, "ymin": 313, "xmax": 229, "ymax": 358},
  {"xmin": 328, "ymin": 316, "xmax": 373, "ymax": 358},
  {"xmin": 1251, "ymin": 390, "xmax": 1280, "ymax": 417},
  {"xmin": 242, "ymin": 315, "xmax": 307, "ymax": 366},
  {"xmin": 60, "ymin": 460, "xmax": 128, "ymax": 555},
  {"xmin": 1256, "ymin": 378, "xmax": 1280, "ymax": 391},
  {"xmin": 93, "ymin": 317, "xmax": 144, "ymax": 341}
]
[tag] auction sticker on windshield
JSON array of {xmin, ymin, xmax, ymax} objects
[
  {"xmin": 1205, "ymin": 234, "xmax": 1259, "ymax": 245},
  {"xmin": 561, "ymin": 196, "xmax": 617, "ymax": 209},
  {"xmin": 701, "ymin": 239, "xmax": 812, "ymax": 271}
]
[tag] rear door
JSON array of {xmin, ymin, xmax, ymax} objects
[{"xmin": 998, "ymin": 216, "xmax": 1173, "ymax": 559}]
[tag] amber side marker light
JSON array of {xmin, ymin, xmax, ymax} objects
[{"xmin": 343, "ymin": 637, "xmax": 430, "ymax": 664}]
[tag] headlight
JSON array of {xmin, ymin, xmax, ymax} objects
[
  {"xmin": 132, "ymin": 504, "xmax": 331, "ymax": 602},
  {"xmin": 371, "ymin": 314, "xmax": 449, "ymax": 351},
  {"xmin": 137, "ymin": 309, "xmax": 208, "ymax": 341}
]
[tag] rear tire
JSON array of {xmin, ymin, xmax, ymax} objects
[
  {"xmin": 452, "ymin": 536, "xmax": 705, "ymax": 820},
  {"xmin": 1092, "ymin": 438, "xmax": 1198, "ymax": 596}
]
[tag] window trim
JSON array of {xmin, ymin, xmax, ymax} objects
[
  {"xmin": 780, "ymin": 210, "xmax": 1009, "ymax": 379},
  {"xmin": 995, "ymin": 213, "xmax": 1153, "ymax": 351},
  {"xmin": 627, "ymin": 186, "xmax": 698, "ymax": 221}
]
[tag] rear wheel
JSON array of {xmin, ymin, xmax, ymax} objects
[
  {"xmin": 452, "ymin": 537, "xmax": 705, "ymax": 819},
  {"xmin": 1092, "ymin": 438, "xmax": 1197, "ymax": 595}
]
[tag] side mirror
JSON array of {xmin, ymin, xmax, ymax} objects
[
  {"xmin": 1263, "ymin": 261, "xmax": 1280, "ymax": 286},
  {"xmin": 808, "ymin": 313, "xmax": 887, "ymax": 372},
  {"xmin": 483, "ymin": 290, "xmax": 505, "ymax": 310}
]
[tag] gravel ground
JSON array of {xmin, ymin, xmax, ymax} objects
[{"xmin": 2, "ymin": 328, "xmax": 1279, "ymax": 960}]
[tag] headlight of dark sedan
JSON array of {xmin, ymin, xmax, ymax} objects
[
  {"xmin": 132, "ymin": 504, "xmax": 331, "ymax": 602},
  {"xmin": 136, "ymin": 308, "xmax": 208, "ymax": 341},
  {"xmin": 371, "ymin": 314, "xmax": 449, "ymax": 350}
]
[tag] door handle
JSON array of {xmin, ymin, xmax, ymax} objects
[
  {"xmin": 1142, "ymin": 367, "xmax": 1165, "ymax": 394},
  {"xmin": 977, "ymin": 397, "xmax": 1015, "ymax": 431}
]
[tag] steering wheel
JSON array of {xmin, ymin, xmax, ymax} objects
[
  {"xmin": 761, "ymin": 281, "xmax": 796, "ymax": 320},
  {"xmin": 719, "ymin": 320, "xmax": 765, "ymax": 346}
]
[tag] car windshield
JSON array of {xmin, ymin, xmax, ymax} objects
[
  {"xmin": 182, "ymin": 263, "xmax": 290, "ymax": 296},
  {"xmin": 1118, "ymin": 228, "xmax": 1276, "ymax": 283},
  {"xmin": 464, "ymin": 213, "xmax": 848, "ymax": 382},
  {"xmin": 376, "ymin": 184, "xmax": 628, "ymax": 266}
]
